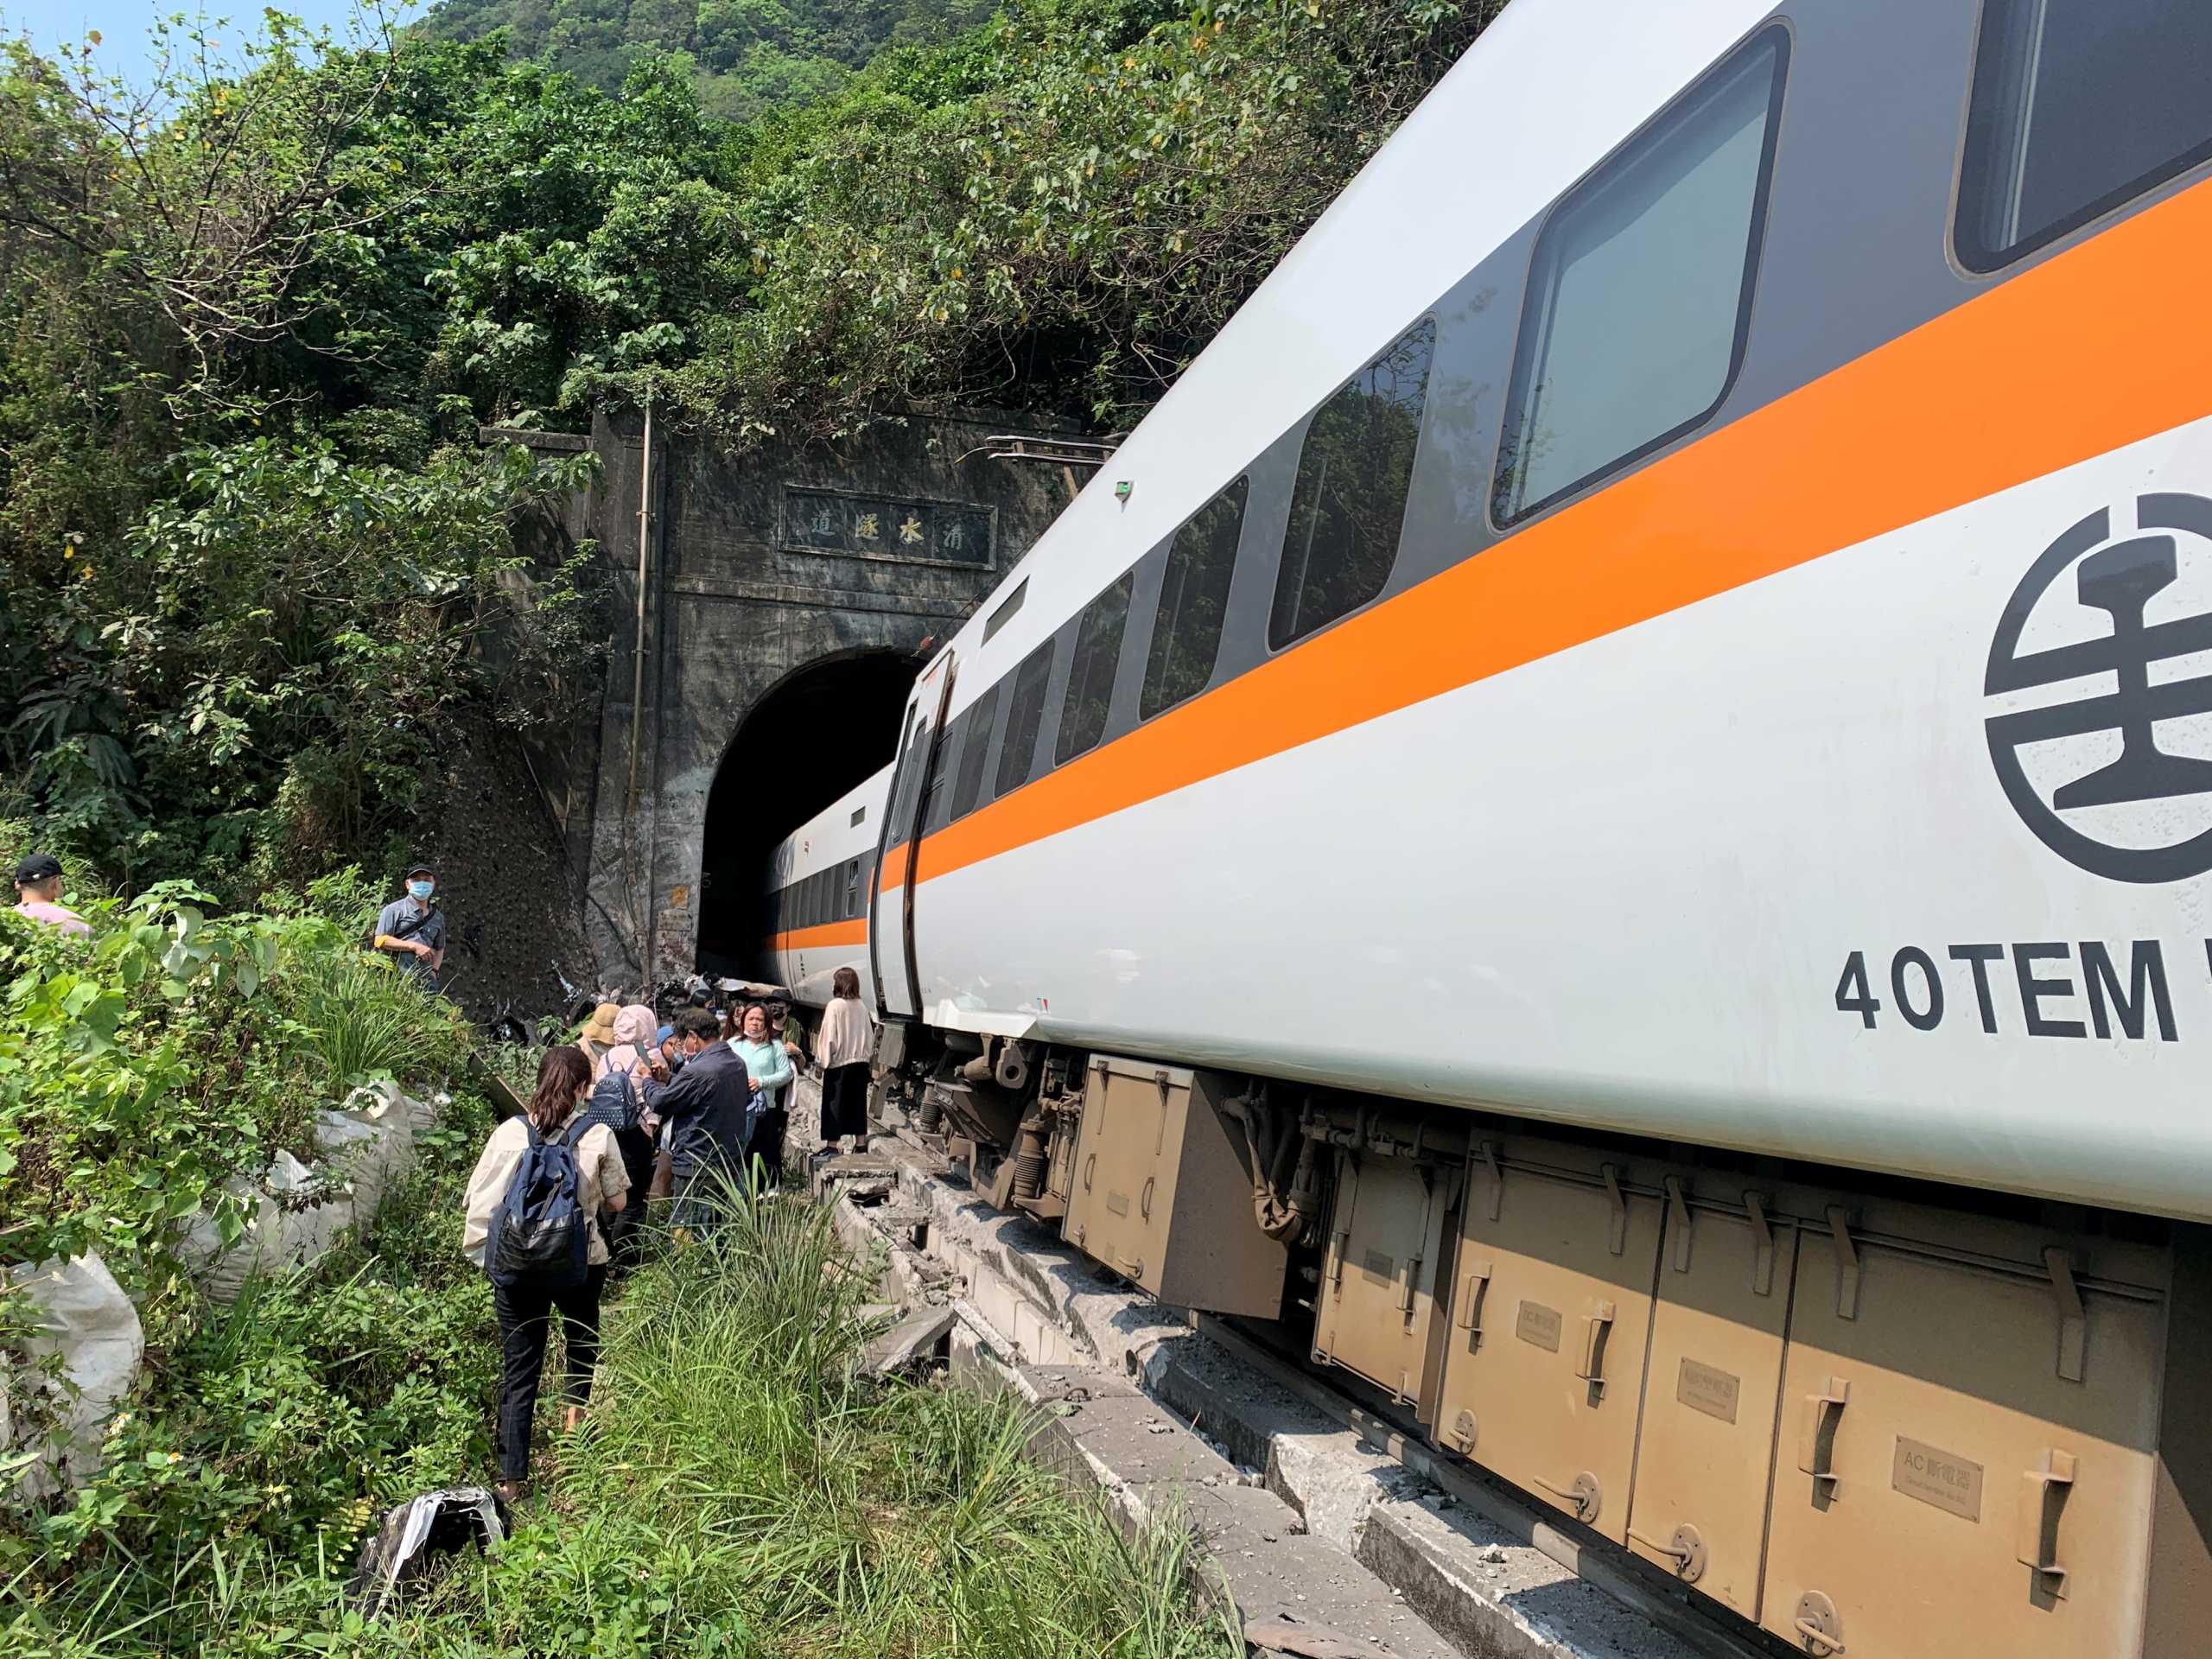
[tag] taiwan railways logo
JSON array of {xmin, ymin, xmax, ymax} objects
[{"xmin": 1986, "ymin": 493, "xmax": 2212, "ymax": 884}]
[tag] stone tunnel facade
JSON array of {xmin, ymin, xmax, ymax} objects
[{"xmin": 502, "ymin": 410, "xmax": 1084, "ymax": 988}]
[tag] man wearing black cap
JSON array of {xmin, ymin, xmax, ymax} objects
[
  {"xmin": 12, "ymin": 853, "xmax": 90, "ymax": 938},
  {"xmin": 371, "ymin": 860, "xmax": 447, "ymax": 991}
]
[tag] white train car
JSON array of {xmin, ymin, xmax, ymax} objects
[
  {"xmin": 759, "ymin": 767, "xmax": 887, "ymax": 1010},
  {"xmin": 765, "ymin": 0, "xmax": 2212, "ymax": 1650}
]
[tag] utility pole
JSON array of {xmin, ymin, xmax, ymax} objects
[{"xmin": 626, "ymin": 398, "xmax": 655, "ymax": 817}]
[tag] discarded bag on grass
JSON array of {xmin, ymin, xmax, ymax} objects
[
  {"xmin": 347, "ymin": 1485, "xmax": 510, "ymax": 1616},
  {"xmin": 178, "ymin": 1083, "xmax": 427, "ymax": 1303},
  {"xmin": 2, "ymin": 1253, "xmax": 144, "ymax": 1503}
]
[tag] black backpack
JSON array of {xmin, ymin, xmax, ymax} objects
[{"xmin": 486, "ymin": 1121, "xmax": 589, "ymax": 1287}]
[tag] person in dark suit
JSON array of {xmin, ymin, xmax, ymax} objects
[{"xmin": 640, "ymin": 1007, "xmax": 760, "ymax": 1234}]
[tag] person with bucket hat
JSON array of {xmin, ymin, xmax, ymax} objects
[
  {"xmin": 12, "ymin": 853, "xmax": 90, "ymax": 938},
  {"xmin": 575, "ymin": 1003, "xmax": 621, "ymax": 1071},
  {"xmin": 371, "ymin": 860, "xmax": 448, "ymax": 991}
]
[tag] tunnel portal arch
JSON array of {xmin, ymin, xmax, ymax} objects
[{"xmin": 562, "ymin": 406, "xmax": 1081, "ymax": 987}]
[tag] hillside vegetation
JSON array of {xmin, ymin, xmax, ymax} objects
[
  {"xmin": 0, "ymin": 875, "xmax": 1230, "ymax": 1656},
  {"xmin": 1, "ymin": 0, "xmax": 1497, "ymax": 894},
  {"xmin": 416, "ymin": 0, "xmax": 998, "ymax": 118}
]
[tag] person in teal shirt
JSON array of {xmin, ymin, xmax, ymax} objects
[{"xmin": 733, "ymin": 1003, "xmax": 794, "ymax": 1189}]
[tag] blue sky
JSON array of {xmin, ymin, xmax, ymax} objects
[{"xmin": 1, "ymin": 0, "xmax": 421, "ymax": 88}]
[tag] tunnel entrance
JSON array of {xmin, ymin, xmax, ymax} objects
[{"xmin": 695, "ymin": 648, "xmax": 917, "ymax": 979}]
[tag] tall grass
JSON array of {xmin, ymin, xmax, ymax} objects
[
  {"xmin": 412, "ymin": 1192, "xmax": 1239, "ymax": 1658},
  {"xmin": 279, "ymin": 947, "xmax": 467, "ymax": 1088},
  {"xmin": 3, "ymin": 1185, "xmax": 1236, "ymax": 1659}
]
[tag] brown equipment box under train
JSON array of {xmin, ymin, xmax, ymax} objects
[{"xmin": 1039, "ymin": 1065, "xmax": 2212, "ymax": 1659}]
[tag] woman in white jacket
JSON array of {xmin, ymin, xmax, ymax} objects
[
  {"xmin": 813, "ymin": 967, "xmax": 874, "ymax": 1150},
  {"xmin": 461, "ymin": 1046, "xmax": 629, "ymax": 1503}
]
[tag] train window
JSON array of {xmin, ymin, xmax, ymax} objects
[
  {"xmin": 1270, "ymin": 324, "xmax": 1433, "ymax": 651},
  {"xmin": 1142, "ymin": 477, "xmax": 1249, "ymax": 721},
  {"xmin": 995, "ymin": 639, "xmax": 1055, "ymax": 799},
  {"xmin": 1956, "ymin": 0, "xmax": 2212, "ymax": 272},
  {"xmin": 1493, "ymin": 27, "xmax": 1787, "ymax": 526},
  {"xmin": 1056, "ymin": 570, "xmax": 1136, "ymax": 765},
  {"xmin": 849, "ymin": 805, "xmax": 865, "ymax": 829},
  {"xmin": 921, "ymin": 747, "xmax": 949, "ymax": 834},
  {"xmin": 983, "ymin": 579, "xmax": 1028, "ymax": 644},
  {"xmin": 950, "ymin": 685, "xmax": 1001, "ymax": 820},
  {"xmin": 884, "ymin": 704, "xmax": 923, "ymax": 847},
  {"xmin": 844, "ymin": 858, "xmax": 860, "ymax": 918}
]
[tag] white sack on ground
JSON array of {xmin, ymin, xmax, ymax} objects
[
  {"xmin": 2, "ymin": 1253, "xmax": 144, "ymax": 1502},
  {"xmin": 181, "ymin": 1084, "xmax": 432, "ymax": 1303},
  {"xmin": 181, "ymin": 1150, "xmax": 358, "ymax": 1304}
]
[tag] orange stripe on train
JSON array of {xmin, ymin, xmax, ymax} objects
[
  {"xmin": 772, "ymin": 920, "xmax": 869, "ymax": 952},
  {"xmin": 887, "ymin": 176, "xmax": 2212, "ymax": 892}
]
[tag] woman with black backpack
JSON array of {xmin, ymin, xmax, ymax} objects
[{"xmin": 462, "ymin": 1045, "xmax": 630, "ymax": 1503}]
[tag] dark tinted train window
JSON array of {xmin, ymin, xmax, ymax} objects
[
  {"xmin": 1957, "ymin": 0, "xmax": 2212, "ymax": 272},
  {"xmin": 1494, "ymin": 28, "xmax": 1786, "ymax": 525},
  {"xmin": 1271, "ymin": 321, "xmax": 1434, "ymax": 650},
  {"xmin": 995, "ymin": 640, "xmax": 1055, "ymax": 798},
  {"xmin": 844, "ymin": 858, "xmax": 861, "ymax": 918},
  {"xmin": 983, "ymin": 579, "xmax": 1027, "ymax": 643},
  {"xmin": 884, "ymin": 704, "xmax": 922, "ymax": 847},
  {"xmin": 921, "ymin": 737, "xmax": 949, "ymax": 833},
  {"xmin": 950, "ymin": 685, "xmax": 1000, "ymax": 820},
  {"xmin": 1143, "ymin": 478, "xmax": 1249, "ymax": 721},
  {"xmin": 1056, "ymin": 571, "xmax": 1135, "ymax": 765}
]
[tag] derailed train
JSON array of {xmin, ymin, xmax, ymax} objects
[{"xmin": 754, "ymin": 0, "xmax": 2212, "ymax": 1652}]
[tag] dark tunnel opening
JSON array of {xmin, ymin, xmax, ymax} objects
[{"xmin": 695, "ymin": 648, "xmax": 917, "ymax": 981}]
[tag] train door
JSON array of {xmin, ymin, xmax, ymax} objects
[{"xmin": 868, "ymin": 653, "xmax": 955, "ymax": 1020}]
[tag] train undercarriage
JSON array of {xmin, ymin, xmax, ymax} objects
[{"xmin": 863, "ymin": 1019, "xmax": 2209, "ymax": 1659}]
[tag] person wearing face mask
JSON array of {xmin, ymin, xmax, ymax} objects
[{"xmin": 371, "ymin": 861, "xmax": 447, "ymax": 991}]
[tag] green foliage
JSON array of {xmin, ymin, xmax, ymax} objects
[
  {"xmin": 677, "ymin": 0, "xmax": 1502, "ymax": 435},
  {"xmin": 0, "ymin": 862, "xmax": 472, "ymax": 1285},
  {"xmin": 3, "ymin": 429, "xmax": 594, "ymax": 888},
  {"xmin": 518, "ymin": 1193, "xmax": 1232, "ymax": 1658},
  {"xmin": 0, "ymin": 1090, "xmax": 505, "ymax": 1652},
  {"xmin": 1, "ymin": 1, "xmax": 1496, "ymax": 884},
  {"xmin": 3, "ymin": 1171, "xmax": 1231, "ymax": 1657},
  {"xmin": 416, "ymin": 0, "xmax": 999, "ymax": 120}
]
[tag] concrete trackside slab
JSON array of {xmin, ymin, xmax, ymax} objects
[
  {"xmin": 791, "ymin": 1076, "xmax": 1741, "ymax": 1659},
  {"xmin": 971, "ymin": 1344, "xmax": 1460, "ymax": 1659}
]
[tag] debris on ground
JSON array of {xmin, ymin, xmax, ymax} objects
[{"xmin": 347, "ymin": 1486, "xmax": 510, "ymax": 1617}]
